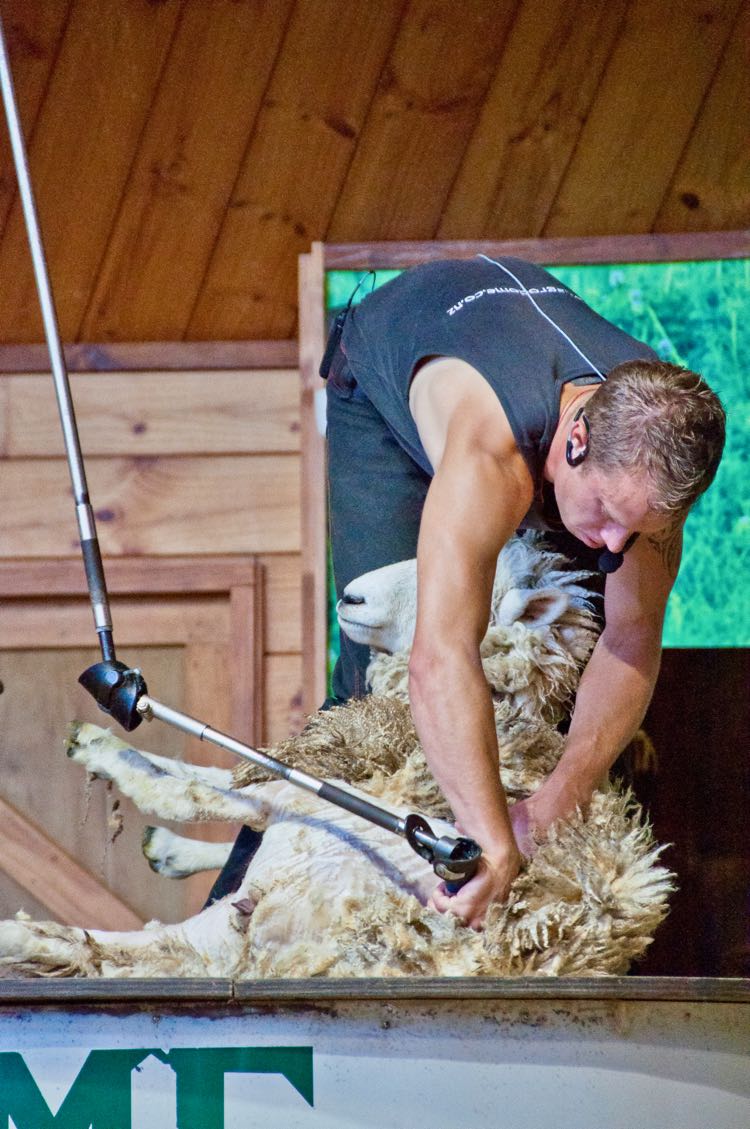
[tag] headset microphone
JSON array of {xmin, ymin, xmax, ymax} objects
[
  {"xmin": 598, "ymin": 549, "xmax": 624, "ymax": 574},
  {"xmin": 598, "ymin": 533, "xmax": 639, "ymax": 574}
]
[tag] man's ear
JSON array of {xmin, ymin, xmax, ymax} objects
[
  {"xmin": 565, "ymin": 409, "xmax": 590, "ymax": 467},
  {"xmin": 494, "ymin": 587, "xmax": 570, "ymax": 628}
]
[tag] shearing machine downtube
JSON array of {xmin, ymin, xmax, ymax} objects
[{"xmin": 0, "ymin": 15, "xmax": 481, "ymax": 895}]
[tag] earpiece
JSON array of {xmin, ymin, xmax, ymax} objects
[{"xmin": 565, "ymin": 407, "xmax": 590, "ymax": 467}]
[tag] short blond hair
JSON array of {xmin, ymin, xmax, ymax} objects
[{"xmin": 584, "ymin": 360, "xmax": 725, "ymax": 516}]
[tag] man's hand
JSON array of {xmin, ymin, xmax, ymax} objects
[
  {"xmin": 508, "ymin": 798, "xmax": 539, "ymax": 857},
  {"xmin": 428, "ymin": 843, "xmax": 522, "ymax": 931}
]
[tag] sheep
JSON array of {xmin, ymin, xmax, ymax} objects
[{"xmin": 0, "ymin": 535, "xmax": 674, "ymax": 978}]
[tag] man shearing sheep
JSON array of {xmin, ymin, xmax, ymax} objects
[{"xmin": 322, "ymin": 255, "xmax": 725, "ymax": 930}]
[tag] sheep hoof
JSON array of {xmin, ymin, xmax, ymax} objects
[{"xmin": 142, "ymin": 826, "xmax": 189, "ymax": 878}]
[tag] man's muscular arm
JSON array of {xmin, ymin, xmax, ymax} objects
[
  {"xmin": 514, "ymin": 518, "xmax": 683, "ymax": 845},
  {"xmin": 407, "ymin": 361, "xmax": 534, "ymax": 929}
]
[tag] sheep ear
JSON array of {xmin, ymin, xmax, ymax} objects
[{"xmin": 494, "ymin": 587, "xmax": 570, "ymax": 628}]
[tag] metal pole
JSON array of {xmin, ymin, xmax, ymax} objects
[{"xmin": 0, "ymin": 13, "xmax": 115, "ymax": 661}]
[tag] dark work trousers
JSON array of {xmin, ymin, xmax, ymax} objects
[
  {"xmin": 326, "ymin": 346, "xmax": 433, "ymax": 701},
  {"xmin": 204, "ymin": 340, "xmax": 432, "ymax": 906}
]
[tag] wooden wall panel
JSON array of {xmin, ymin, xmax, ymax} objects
[
  {"xmin": 655, "ymin": 2, "xmax": 750, "ymax": 233},
  {"xmin": 0, "ymin": 645, "xmax": 192, "ymax": 925},
  {"xmin": 0, "ymin": 358, "xmax": 305, "ymax": 924},
  {"xmin": 437, "ymin": 0, "xmax": 628, "ymax": 239},
  {"xmin": 327, "ymin": 0, "xmax": 518, "ymax": 241},
  {"xmin": 1, "ymin": 369, "xmax": 300, "ymax": 456},
  {"xmin": 0, "ymin": 454, "xmax": 300, "ymax": 555},
  {"xmin": 258, "ymin": 553, "xmax": 302, "ymax": 655},
  {"xmin": 265, "ymin": 653, "xmax": 304, "ymax": 745},
  {"xmin": 80, "ymin": 0, "xmax": 295, "ymax": 342},
  {"xmin": 0, "ymin": 0, "xmax": 182, "ymax": 342},
  {"xmin": 187, "ymin": 0, "xmax": 404, "ymax": 341},
  {"xmin": 543, "ymin": 0, "xmax": 743, "ymax": 236}
]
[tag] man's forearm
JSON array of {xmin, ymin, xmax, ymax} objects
[
  {"xmin": 408, "ymin": 644, "xmax": 516, "ymax": 855},
  {"xmin": 532, "ymin": 625, "xmax": 662, "ymax": 823}
]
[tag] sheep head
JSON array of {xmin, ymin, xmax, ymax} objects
[{"xmin": 337, "ymin": 533, "xmax": 600, "ymax": 723}]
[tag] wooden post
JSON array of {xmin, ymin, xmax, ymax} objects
[{"xmin": 298, "ymin": 245, "xmax": 328, "ymax": 714}]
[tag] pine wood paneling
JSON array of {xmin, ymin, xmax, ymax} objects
[
  {"xmin": 2, "ymin": 369, "xmax": 299, "ymax": 456},
  {"xmin": 438, "ymin": 0, "xmax": 628, "ymax": 239},
  {"xmin": 327, "ymin": 0, "xmax": 518, "ymax": 241},
  {"xmin": 258, "ymin": 553, "xmax": 302, "ymax": 654},
  {"xmin": 264, "ymin": 652, "xmax": 304, "ymax": 743},
  {"xmin": 0, "ymin": 0, "xmax": 181, "ymax": 342},
  {"xmin": 543, "ymin": 0, "xmax": 743, "ymax": 236},
  {"xmin": 80, "ymin": 0, "xmax": 295, "ymax": 342},
  {"xmin": 655, "ymin": 3, "xmax": 750, "ymax": 233},
  {"xmin": 0, "ymin": 1, "xmax": 744, "ymax": 344},
  {"xmin": 188, "ymin": 0, "xmax": 404, "ymax": 341},
  {"xmin": 0, "ymin": 645, "xmax": 194, "ymax": 925},
  {"xmin": 0, "ymin": 795, "xmax": 142, "ymax": 930},
  {"xmin": 0, "ymin": 453, "xmax": 300, "ymax": 555},
  {"xmin": 0, "ymin": 0, "xmax": 71, "ymax": 237},
  {"xmin": 0, "ymin": 340, "xmax": 297, "ymax": 372}
]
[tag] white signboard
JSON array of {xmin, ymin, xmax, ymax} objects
[{"xmin": 0, "ymin": 996, "xmax": 747, "ymax": 1129}]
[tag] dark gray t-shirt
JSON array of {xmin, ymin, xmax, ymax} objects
[{"xmin": 341, "ymin": 256, "xmax": 658, "ymax": 494}]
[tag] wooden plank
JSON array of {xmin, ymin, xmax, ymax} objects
[
  {"xmin": 0, "ymin": 976, "xmax": 746, "ymax": 1005},
  {"xmin": 0, "ymin": 980, "xmax": 236, "ymax": 1003},
  {"xmin": 0, "ymin": 340, "xmax": 297, "ymax": 372},
  {"xmin": 188, "ymin": 0, "xmax": 404, "ymax": 340},
  {"xmin": 181, "ymin": 640, "xmax": 233, "ymax": 763},
  {"xmin": 655, "ymin": 3, "xmax": 750, "ymax": 232},
  {"xmin": 0, "ymin": 0, "xmax": 72, "ymax": 238},
  {"xmin": 264, "ymin": 653, "xmax": 304, "ymax": 744},
  {"xmin": 80, "ymin": 0, "xmax": 295, "ymax": 342},
  {"xmin": 320, "ymin": 232, "xmax": 750, "ymax": 268},
  {"xmin": 0, "ymin": 794, "xmax": 143, "ymax": 931},
  {"xmin": 258, "ymin": 553, "xmax": 302, "ymax": 654},
  {"xmin": 0, "ymin": 555, "xmax": 264, "ymax": 597},
  {"xmin": 0, "ymin": 867, "xmax": 53, "ymax": 926},
  {"xmin": 230, "ymin": 976, "xmax": 750, "ymax": 1005},
  {"xmin": 0, "ymin": 0, "xmax": 183, "ymax": 343},
  {"xmin": 298, "ymin": 247, "xmax": 328, "ymax": 711},
  {"xmin": 0, "ymin": 645, "xmax": 192, "ymax": 928},
  {"xmin": 327, "ymin": 0, "xmax": 518, "ymax": 241},
  {"xmin": 0, "ymin": 597, "xmax": 231, "ymax": 649},
  {"xmin": 230, "ymin": 570, "xmax": 265, "ymax": 746},
  {"xmin": 3, "ymin": 369, "xmax": 300, "ymax": 457},
  {"xmin": 438, "ymin": 0, "xmax": 628, "ymax": 238},
  {"xmin": 542, "ymin": 0, "xmax": 743, "ymax": 236},
  {"xmin": 0, "ymin": 454, "xmax": 300, "ymax": 556}
]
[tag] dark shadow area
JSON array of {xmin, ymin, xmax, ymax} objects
[{"xmin": 627, "ymin": 648, "xmax": 749, "ymax": 976}]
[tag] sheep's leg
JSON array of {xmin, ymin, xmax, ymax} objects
[
  {"xmin": 0, "ymin": 892, "xmax": 250, "ymax": 979},
  {"xmin": 66, "ymin": 723, "xmax": 276, "ymax": 829},
  {"xmin": 142, "ymin": 827, "xmax": 233, "ymax": 877}
]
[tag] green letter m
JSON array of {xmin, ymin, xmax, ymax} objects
[{"xmin": 0, "ymin": 1050, "xmax": 148, "ymax": 1129}]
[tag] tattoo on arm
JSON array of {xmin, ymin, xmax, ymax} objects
[{"xmin": 646, "ymin": 521, "xmax": 683, "ymax": 578}]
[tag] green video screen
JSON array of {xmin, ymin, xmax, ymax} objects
[{"xmin": 326, "ymin": 259, "xmax": 750, "ymax": 650}]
